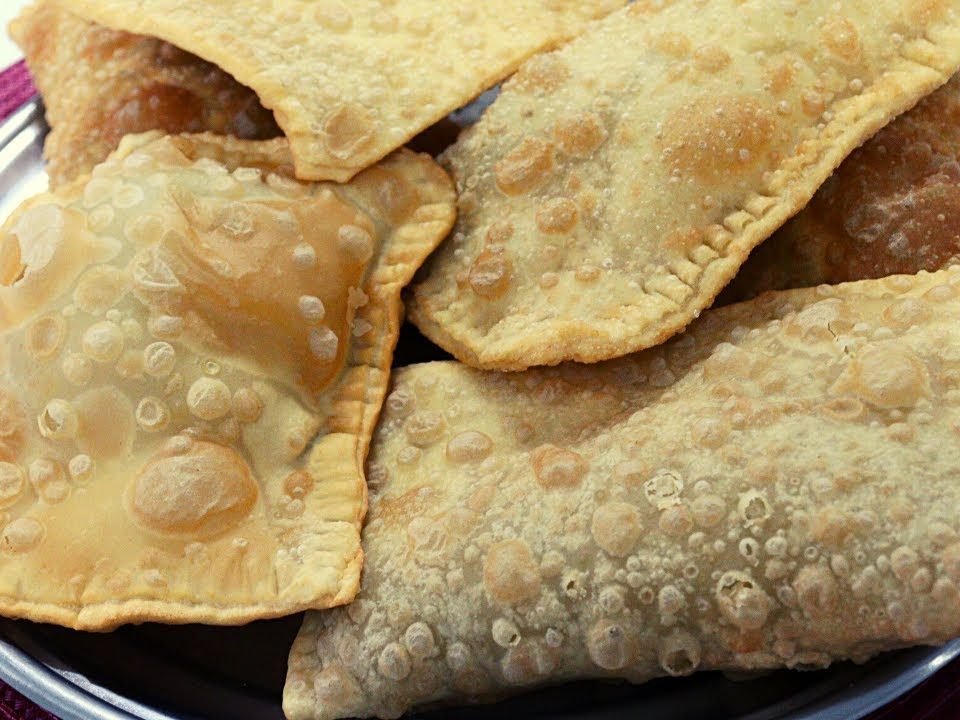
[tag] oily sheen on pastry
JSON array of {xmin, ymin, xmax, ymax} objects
[{"xmin": 0, "ymin": 131, "xmax": 454, "ymax": 629}]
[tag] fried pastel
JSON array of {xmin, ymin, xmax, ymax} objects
[
  {"xmin": 61, "ymin": 0, "xmax": 625, "ymax": 183},
  {"xmin": 723, "ymin": 73, "xmax": 960, "ymax": 303},
  {"xmin": 287, "ymin": 267, "xmax": 960, "ymax": 719},
  {"xmin": 410, "ymin": 0, "xmax": 960, "ymax": 370},
  {"xmin": 0, "ymin": 132, "xmax": 455, "ymax": 630},
  {"xmin": 9, "ymin": 1, "xmax": 279, "ymax": 188}
]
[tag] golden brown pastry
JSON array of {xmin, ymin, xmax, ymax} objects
[
  {"xmin": 9, "ymin": 1, "xmax": 280, "ymax": 188},
  {"xmin": 723, "ymin": 73, "xmax": 960, "ymax": 303},
  {"xmin": 287, "ymin": 267, "xmax": 960, "ymax": 719},
  {"xmin": 409, "ymin": 0, "xmax": 960, "ymax": 370},
  {"xmin": 0, "ymin": 131, "xmax": 455, "ymax": 630},
  {"xmin": 61, "ymin": 0, "xmax": 626, "ymax": 182}
]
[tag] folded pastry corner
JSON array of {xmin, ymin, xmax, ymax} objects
[
  {"xmin": 61, "ymin": 0, "xmax": 627, "ymax": 182},
  {"xmin": 410, "ymin": 0, "xmax": 960, "ymax": 369},
  {"xmin": 288, "ymin": 267, "xmax": 960, "ymax": 719},
  {"xmin": 723, "ymin": 72, "xmax": 960, "ymax": 303},
  {"xmin": 0, "ymin": 131, "xmax": 455, "ymax": 630},
  {"xmin": 9, "ymin": 0, "xmax": 280, "ymax": 188}
]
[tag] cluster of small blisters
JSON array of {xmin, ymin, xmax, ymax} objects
[{"xmin": 288, "ymin": 268, "xmax": 960, "ymax": 719}]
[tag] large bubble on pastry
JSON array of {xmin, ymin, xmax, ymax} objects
[{"xmin": 0, "ymin": 131, "xmax": 456, "ymax": 629}]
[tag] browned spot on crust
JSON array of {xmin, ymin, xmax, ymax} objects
[
  {"xmin": 659, "ymin": 95, "xmax": 778, "ymax": 182},
  {"xmin": 512, "ymin": 54, "xmax": 572, "ymax": 95},
  {"xmin": 531, "ymin": 445, "xmax": 588, "ymax": 489},
  {"xmin": 801, "ymin": 88, "xmax": 827, "ymax": 117},
  {"xmin": 822, "ymin": 16, "xmax": 862, "ymax": 63},
  {"xmin": 0, "ymin": 388, "xmax": 27, "ymax": 462},
  {"xmin": 536, "ymin": 198, "xmax": 579, "ymax": 234},
  {"xmin": 665, "ymin": 226, "xmax": 705, "ymax": 254},
  {"xmin": 693, "ymin": 45, "xmax": 731, "ymax": 74},
  {"xmin": 321, "ymin": 103, "xmax": 376, "ymax": 161},
  {"xmin": 766, "ymin": 59, "xmax": 796, "ymax": 95},
  {"xmin": 554, "ymin": 113, "xmax": 608, "ymax": 158},
  {"xmin": 908, "ymin": 0, "xmax": 950, "ymax": 24},
  {"xmin": 650, "ymin": 30, "xmax": 691, "ymax": 59},
  {"xmin": 371, "ymin": 486, "xmax": 442, "ymax": 527},
  {"xmin": 494, "ymin": 138, "xmax": 555, "ymax": 196}
]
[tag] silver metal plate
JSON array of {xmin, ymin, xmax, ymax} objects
[{"xmin": 0, "ymin": 99, "xmax": 958, "ymax": 720}]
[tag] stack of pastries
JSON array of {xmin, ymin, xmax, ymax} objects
[{"xmin": 4, "ymin": 1, "xmax": 960, "ymax": 718}]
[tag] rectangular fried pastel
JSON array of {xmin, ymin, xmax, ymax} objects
[
  {"xmin": 288, "ymin": 268, "xmax": 960, "ymax": 719},
  {"xmin": 0, "ymin": 132, "xmax": 455, "ymax": 630},
  {"xmin": 410, "ymin": 0, "xmax": 960, "ymax": 369},
  {"xmin": 722, "ymin": 73, "xmax": 960, "ymax": 303},
  {"xmin": 9, "ymin": 1, "xmax": 279, "ymax": 188},
  {"xmin": 61, "ymin": 0, "xmax": 625, "ymax": 182}
]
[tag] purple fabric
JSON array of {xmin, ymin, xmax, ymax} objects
[
  {"xmin": 0, "ymin": 62, "xmax": 34, "ymax": 123},
  {"xmin": 0, "ymin": 54, "xmax": 957, "ymax": 720},
  {"xmin": 0, "ymin": 682, "xmax": 56, "ymax": 720}
]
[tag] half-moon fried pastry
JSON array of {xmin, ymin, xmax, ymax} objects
[
  {"xmin": 410, "ymin": 0, "xmax": 960, "ymax": 369},
  {"xmin": 288, "ymin": 267, "xmax": 960, "ymax": 719},
  {"xmin": 9, "ymin": 1, "xmax": 279, "ymax": 188},
  {"xmin": 0, "ymin": 132, "xmax": 455, "ymax": 630},
  {"xmin": 723, "ymin": 73, "xmax": 960, "ymax": 303},
  {"xmin": 61, "ymin": 0, "xmax": 626, "ymax": 182}
]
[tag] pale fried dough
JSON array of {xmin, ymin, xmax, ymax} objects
[
  {"xmin": 9, "ymin": 1, "xmax": 279, "ymax": 188},
  {"xmin": 410, "ymin": 0, "xmax": 960, "ymax": 369},
  {"xmin": 287, "ymin": 267, "xmax": 960, "ymax": 719},
  {"xmin": 0, "ymin": 132, "xmax": 455, "ymax": 630},
  {"xmin": 723, "ymin": 73, "xmax": 960, "ymax": 303},
  {"xmin": 61, "ymin": 0, "xmax": 625, "ymax": 182}
]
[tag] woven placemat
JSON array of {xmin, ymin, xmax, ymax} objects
[{"xmin": 0, "ymin": 62, "xmax": 34, "ymax": 122}]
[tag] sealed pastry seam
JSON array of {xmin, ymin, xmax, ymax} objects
[
  {"xmin": 409, "ymin": 5, "xmax": 960, "ymax": 370},
  {"xmin": 0, "ymin": 132, "xmax": 455, "ymax": 630}
]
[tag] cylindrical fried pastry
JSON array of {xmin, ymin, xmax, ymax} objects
[
  {"xmin": 724, "ymin": 74, "xmax": 960, "ymax": 303},
  {"xmin": 286, "ymin": 268, "xmax": 960, "ymax": 719},
  {"xmin": 9, "ymin": 1, "xmax": 279, "ymax": 187}
]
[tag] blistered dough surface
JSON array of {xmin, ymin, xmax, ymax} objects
[
  {"xmin": 411, "ymin": 0, "xmax": 960, "ymax": 369},
  {"xmin": 10, "ymin": 1, "xmax": 279, "ymax": 187},
  {"xmin": 61, "ymin": 0, "xmax": 625, "ymax": 182},
  {"xmin": 289, "ymin": 268, "xmax": 960, "ymax": 719},
  {"xmin": 724, "ymin": 73, "xmax": 960, "ymax": 302},
  {"xmin": 0, "ymin": 132, "xmax": 455, "ymax": 629}
]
